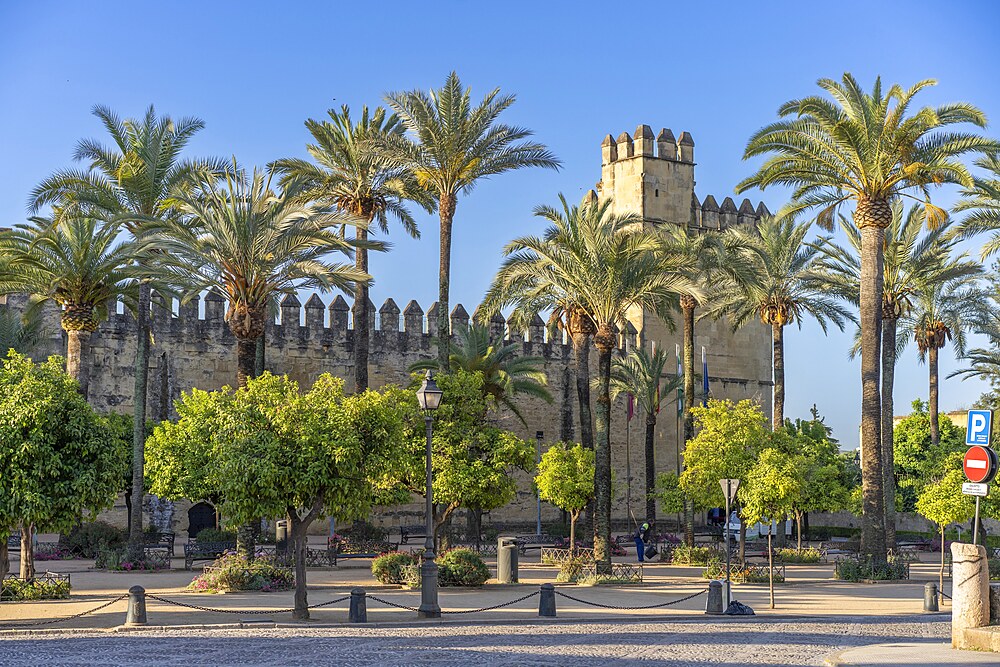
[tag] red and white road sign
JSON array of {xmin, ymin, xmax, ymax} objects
[{"xmin": 963, "ymin": 445, "xmax": 998, "ymax": 484}]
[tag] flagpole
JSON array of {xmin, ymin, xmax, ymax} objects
[{"xmin": 626, "ymin": 400, "xmax": 632, "ymax": 527}]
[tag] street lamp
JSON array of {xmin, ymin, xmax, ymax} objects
[{"xmin": 416, "ymin": 370, "xmax": 443, "ymax": 619}]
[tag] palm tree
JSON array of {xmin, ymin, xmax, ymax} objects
[
  {"xmin": 711, "ymin": 216, "xmax": 853, "ymax": 430},
  {"xmin": 608, "ymin": 346, "xmax": 682, "ymax": 522},
  {"xmin": 148, "ymin": 163, "xmax": 372, "ymax": 387},
  {"xmin": 907, "ymin": 274, "xmax": 983, "ymax": 446},
  {"xmin": 736, "ymin": 73, "xmax": 998, "ymax": 564},
  {"xmin": 381, "ymin": 72, "xmax": 560, "ymax": 368},
  {"xmin": 0, "ymin": 215, "xmax": 140, "ymax": 399},
  {"xmin": 271, "ymin": 105, "xmax": 430, "ymax": 392},
  {"xmin": 0, "ymin": 307, "xmax": 40, "ymax": 356},
  {"xmin": 483, "ymin": 194, "xmax": 698, "ymax": 568},
  {"xmin": 410, "ymin": 323, "xmax": 551, "ymax": 425},
  {"xmin": 814, "ymin": 203, "xmax": 981, "ymax": 547},
  {"xmin": 28, "ymin": 104, "xmax": 221, "ymax": 549},
  {"xmin": 957, "ymin": 154, "xmax": 1000, "ymax": 258}
]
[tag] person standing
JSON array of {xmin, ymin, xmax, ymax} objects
[{"xmin": 635, "ymin": 521, "xmax": 652, "ymax": 563}]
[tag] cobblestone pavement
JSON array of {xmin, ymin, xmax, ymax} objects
[{"xmin": 0, "ymin": 615, "xmax": 948, "ymax": 666}]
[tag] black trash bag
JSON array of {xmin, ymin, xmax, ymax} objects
[
  {"xmin": 724, "ymin": 600, "xmax": 755, "ymax": 615},
  {"xmin": 644, "ymin": 544, "xmax": 658, "ymax": 559}
]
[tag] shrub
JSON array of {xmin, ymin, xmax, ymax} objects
[
  {"xmin": 33, "ymin": 544, "xmax": 75, "ymax": 561},
  {"xmin": 188, "ymin": 554, "xmax": 294, "ymax": 593},
  {"xmin": 776, "ymin": 547, "xmax": 822, "ymax": 564},
  {"xmin": 372, "ymin": 552, "xmax": 417, "ymax": 584},
  {"xmin": 0, "ymin": 576, "xmax": 71, "ymax": 601},
  {"xmin": 438, "ymin": 548, "xmax": 490, "ymax": 587},
  {"xmin": 95, "ymin": 545, "xmax": 170, "ymax": 571},
  {"xmin": 834, "ymin": 556, "xmax": 908, "ymax": 582},
  {"xmin": 556, "ymin": 555, "xmax": 594, "ymax": 583},
  {"xmin": 65, "ymin": 521, "xmax": 126, "ymax": 558},
  {"xmin": 195, "ymin": 527, "xmax": 237, "ymax": 543},
  {"xmin": 989, "ymin": 558, "xmax": 1000, "ymax": 580},
  {"xmin": 669, "ymin": 544, "xmax": 719, "ymax": 566},
  {"xmin": 702, "ymin": 560, "xmax": 785, "ymax": 584}
]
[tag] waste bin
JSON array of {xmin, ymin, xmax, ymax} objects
[
  {"xmin": 497, "ymin": 537, "xmax": 519, "ymax": 583},
  {"xmin": 276, "ymin": 520, "xmax": 289, "ymax": 554}
]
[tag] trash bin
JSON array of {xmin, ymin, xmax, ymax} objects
[
  {"xmin": 497, "ymin": 537, "xmax": 519, "ymax": 583},
  {"xmin": 276, "ymin": 520, "xmax": 289, "ymax": 554}
]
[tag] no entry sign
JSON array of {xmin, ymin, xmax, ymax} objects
[{"xmin": 963, "ymin": 445, "xmax": 998, "ymax": 484}]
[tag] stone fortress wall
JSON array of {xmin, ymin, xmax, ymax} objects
[{"xmin": 6, "ymin": 124, "xmax": 775, "ymax": 538}]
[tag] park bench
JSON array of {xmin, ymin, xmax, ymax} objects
[
  {"xmin": 144, "ymin": 532, "xmax": 175, "ymax": 559},
  {"xmin": 6, "ymin": 531, "xmax": 20, "ymax": 551},
  {"xmin": 399, "ymin": 525, "xmax": 427, "ymax": 544},
  {"xmin": 515, "ymin": 534, "xmax": 559, "ymax": 555},
  {"xmin": 261, "ymin": 545, "xmax": 336, "ymax": 568},
  {"xmin": 184, "ymin": 540, "xmax": 236, "ymax": 570},
  {"xmin": 329, "ymin": 537, "xmax": 396, "ymax": 566}
]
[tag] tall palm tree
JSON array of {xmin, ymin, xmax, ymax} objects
[
  {"xmin": 957, "ymin": 154, "xmax": 1000, "ymax": 258},
  {"xmin": 381, "ymin": 72, "xmax": 560, "ymax": 368},
  {"xmin": 271, "ymin": 105, "xmax": 430, "ymax": 392},
  {"xmin": 483, "ymin": 194, "xmax": 698, "ymax": 568},
  {"xmin": 28, "ymin": 104, "xmax": 221, "ymax": 549},
  {"xmin": 147, "ymin": 163, "xmax": 373, "ymax": 387},
  {"xmin": 0, "ymin": 309, "xmax": 39, "ymax": 356},
  {"xmin": 410, "ymin": 323, "xmax": 551, "ymax": 425},
  {"xmin": 608, "ymin": 346, "xmax": 682, "ymax": 523},
  {"xmin": 711, "ymin": 216, "xmax": 853, "ymax": 430},
  {"xmin": 907, "ymin": 274, "xmax": 983, "ymax": 446},
  {"xmin": 814, "ymin": 203, "xmax": 981, "ymax": 547},
  {"xmin": 0, "ymin": 215, "xmax": 140, "ymax": 399},
  {"xmin": 736, "ymin": 73, "xmax": 998, "ymax": 564}
]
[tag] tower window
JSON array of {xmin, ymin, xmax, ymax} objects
[{"xmin": 654, "ymin": 189, "xmax": 659, "ymax": 197}]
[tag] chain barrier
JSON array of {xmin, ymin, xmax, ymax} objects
[
  {"xmin": 145, "ymin": 593, "xmax": 350, "ymax": 615},
  {"xmin": 940, "ymin": 590, "xmax": 952, "ymax": 600},
  {"xmin": 0, "ymin": 595, "xmax": 127, "ymax": 629},
  {"xmin": 366, "ymin": 595, "xmax": 421, "ymax": 613},
  {"xmin": 367, "ymin": 589, "xmax": 539, "ymax": 615},
  {"xmin": 554, "ymin": 588, "xmax": 707, "ymax": 610}
]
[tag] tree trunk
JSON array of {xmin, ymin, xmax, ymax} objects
[
  {"xmin": 796, "ymin": 511, "xmax": 803, "ymax": 551},
  {"xmin": 767, "ymin": 523, "xmax": 774, "ymax": 609},
  {"xmin": 354, "ymin": 226, "xmax": 370, "ymax": 393},
  {"xmin": 739, "ymin": 513, "xmax": 746, "ymax": 564},
  {"xmin": 255, "ymin": 336, "xmax": 265, "ymax": 376},
  {"xmin": 288, "ymin": 502, "xmax": 321, "ymax": 621},
  {"xmin": 65, "ymin": 328, "xmax": 91, "ymax": 399},
  {"xmin": 644, "ymin": 413, "xmax": 657, "ymax": 523},
  {"xmin": 939, "ymin": 525, "xmax": 945, "ymax": 606},
  {"xmin": 436, "ymin": 193, "xmax": 456, "ymax": 369},
  {"xmin": 19, "ymin": 523, "xmax": 34, "ymax": 580},
  {"xmin": 881, "ymin": 318, "xmax": 898, "ymax": 550},
  {"xmin": 681, "ymin": 299, "xmax": 696, "ymax": 547},
  {"xmin": 0, "ymin": 537, "xmax": 8, "ymax": 583},
  {"xmin": 593, "ymin": 324, "xmax": 615, "ymax": 571},
  {"xmin": 129, "ymin": 283, "xmax": 151, "ymax": 551},
  {"xmin": 929, "ymin": 345, "xmax": 940, "ymax": 447},
  {"xmin": 569, "ymin": 510, "xmax": 578, "ymax": 551},
  {"xmin": 772, "ymin": 322, "xmax": 784, "ymax": 431},
  {"xmin": 236, "ymin": 337, "xmax": 257, "ymax": 389},
  {"xmin": 858, "ymin": 223, "xmax": 886, "ymax": 565},
  {"xmin": 571, "ymin": 327, "xmax": 595, "ymax": 540}
]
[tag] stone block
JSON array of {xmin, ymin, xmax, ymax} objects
[{"xmin": 952, "ymin": 542, "xmax": 990, "ymax": 647}]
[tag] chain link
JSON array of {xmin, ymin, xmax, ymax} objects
[
  {"xmin": 554, "ymin": 588, "xmax": 707, "ymax": 610},
  {"xmin": 145, "ymin": 593, "xmax": 349, "ymax": 615},
  {"xmin": 366, "ymin": 595, "xmax": 422, "ymax": 612},
  {"xmin": 0, "ymin": 595, "xmax": 127, "ymax": 629},
  {"xmin": 367, "ymin": 590, "xmax": 539, "ymax": 615}
]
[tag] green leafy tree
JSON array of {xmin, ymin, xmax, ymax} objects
[
  {"xmin": 271, "ymin": 105, "xmax": 430, "ymax": 392},
  {"xmin": 609, "ymin": 345, "xmax": 682, "ymax": 522},
  {"xmin": 380, "ymin": 72, "xmax": 560, "ymax": 368},
  {"xmin": 535, "ymin": 442, "xmax": 594, "ymax": 548},
  {"xmin": 482, "ymin": 194, "xmax": 698, "ymax": 567},
  {"xmin": 652, "ymin": 472, "xmax": 686, "ymax": 516},
  {"xmin": 915, "ymin": 454, "xmax": 974, "ymax": 599},
  {"xmin": 737, "ymin": 73, "xmax": 999, "ymax": 565},
  {"xmin": 778, "ymin": 421, "xmax": 850, "ymax": 548},
  {"xmin": 146, "ymin": 372, "xmax": 407, "ymax": 619},
  {"xmin": 893, "ymin": 399, "xmax": 965, "ymax": 511},
  {"xmin": 0, "ymin": 353, "xmax": 125, "ymax": 581},
  {"xmin": 410, "ymin": 323, "xmax": 551, "ymax": 425},
  {"xmin": 29, "ymin": 105, "xmax": 223, "ymax": 549},
  {"xmin": 0, "ymin": 216, "xmax": 140, "ymax": 398}
]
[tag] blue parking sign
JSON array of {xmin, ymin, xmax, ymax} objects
[{"xmin": 966, "ymin": 410, "xmax": 993, "ymax": 446}]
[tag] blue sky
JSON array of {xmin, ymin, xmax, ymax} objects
[{"xmin": 2, "ymin": 0, "xmax": 999, "ymax": 447}]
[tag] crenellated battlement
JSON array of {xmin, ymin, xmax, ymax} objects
[
  {"xmin": 601, "ymin": 124, "xmax": 695, "ymax": 165},
  {"xmin": 689, "ymin": 193, "xmax": 770, "ymax": 231}
]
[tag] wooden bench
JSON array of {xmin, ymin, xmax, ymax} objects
[
  {"xmin": 329, "ymin": 538, "xmax": 396, "ymax": 566},
  {"xmin": 184, "ymin": 540, "xmax": 235, "ymax": 570}
]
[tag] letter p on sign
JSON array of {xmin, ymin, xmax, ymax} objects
[{"xmin": 966, "ymin": 410, "xmax": 993, "ymax": 446}]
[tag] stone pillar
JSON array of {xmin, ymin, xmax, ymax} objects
[{"xmin": 951, "ymin": 542, "xmax": 990, "ymax": 648}]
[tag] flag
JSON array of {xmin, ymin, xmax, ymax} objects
[
  {"xmin": 702, "ymin": 346, "xmax": 709, "ymax": 407},
  {"xmin": 627, "ymin": 393, "xmax": 635, "ymax": 422},
  {"xmin": 676, "ymin": 343, "xmax": 683, "ymax": 415}
]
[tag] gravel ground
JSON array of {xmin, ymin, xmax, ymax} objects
[{"xmin": 0, "ymin": 615, "xmax": 949, "ymax": 666}]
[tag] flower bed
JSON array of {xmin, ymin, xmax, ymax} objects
[
  {"xmin": 1, "ymin": 573, "xmax": 71, "ymax": 601},
  {"xmin": 775, "ymin": 547, "xmax": 822, "ymax": 564},
  {"xmin": 833, "ymin": 555, "xmax": 908, "ymax": 582},
  {"xmin": 188, "ymin": 554, "xmax": 293, "ymax": 593},
  {"xmin": 669, "ymin": 544, "xmax": 720, "ymax": 565},
  {"xmin": 95, "ymin": 546, "xmax": 170, "ymax": 572},
  {"xmin": 372, "ymin": 552, "xmax": 417, "ymax": 584},
  {"xmin": 401, "ymin": 548, "xmax": 490, "ymax": 587}
]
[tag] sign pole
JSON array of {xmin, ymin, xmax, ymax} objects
[
  {"xmin": 724, "ymin": 484, "xmax": 731, "ymax": 606},
  {"xmin": 974, "ymin": 496, "xmax": 980, "ymax": 545}
]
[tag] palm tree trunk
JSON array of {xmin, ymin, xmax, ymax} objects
[
  {"xmin": 593, "ymin": 324, "xmax": 616, "ymax": 571},
  {"xmin": 929, "ymin": 345, "xmax": 940, "ymax": 447},
  {"xmin": 858, "ymin": 223, "xmax": 886, "ymax": 565},
  {"xmin": 772, "ymin": 322, "xmax": 784, "ymax": 430},
  {"xmin": 19, "ymin": 522, "xmax": 34, "ymax": 579},
  {"xmin": 571, "ymin": 326, "xmax": 595, "ymax": 543},
  {"xmin": 236, "ymin": 333, "xmax": 261, "ymax": 559},
  {"xmin": 681, "ymin": 299, "xmax": 696, "ymax": 548},
  {"xmin": 644, "ymin": 412, "xmax": 656, "ymax": 523},
  {"xmin": 881, "ymin": 318, "xmax": 898, "ymax": 550},
  {"xmin": 129, "ymin": 283, "xmax": 151, "ymax": 551},
  {"xmin": 436, "ymin": 193, "xmax": 457, "ymax": 369},
  {"xmin": 255, "ymin": 336, "xmax": 265, "ymax": 376},
  {"xmin": 65, "ymin": 328, "xmax": 91, "ymax": 399},
  {"xmin": 354, "ymin": 226, "xmax": 370, "ymax": 393}
]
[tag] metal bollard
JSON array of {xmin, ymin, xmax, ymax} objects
[
  {"xmin": 705, "ymin": 580, "xmax": 724, "ymax": 615},
  {"xmin": 349, "ymin": 588, "xmax": 367, "ymax": 623},
  {"xmin": 125, "ymin": 585, "xmax": 147, "ymax": 626},
  {"xmin": 538, "ymin": 583, "xmax": 556, "ymax": 617},
  {"xmin": 924, "ymin": 582, "xmax": 939, "ymax": 612}
]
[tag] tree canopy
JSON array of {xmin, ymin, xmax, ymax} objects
[{"xmin": 535, "ymin": 442, "xmax": 594, "ymax": 545}]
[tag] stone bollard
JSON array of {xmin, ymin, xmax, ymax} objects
[
  {"xmin": 125, "ymin": 585, "xmax": 147, "ymax": 626},
  {"xmin": 705, "ymin": 580, "xmax": 724, "ymax": 615},
  {"xmin": 990, "ymin": 584, "xmax": 1000, "ymax": 624},
  {"xmin": 950, "ymin": 542, "xmax": 990, "ymax": 648},
  {"xmin": 924, "ymin": 582, "xmax": 939, "ymax": 612},
  {"xmin": 349, "ymin": 588, "xmax": 367, "ymax": 623},
  {"xmin": 538, "ymin": 583, "xmax": 556, "ymax": 617}
]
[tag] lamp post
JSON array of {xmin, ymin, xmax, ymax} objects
[
  {"xmin": 535, "ymin": 431, "xmax": 543, "ymax": 536},
  {"xmin": 416, "ymin": 370, "xmax": 443, "ymax": 619}
]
